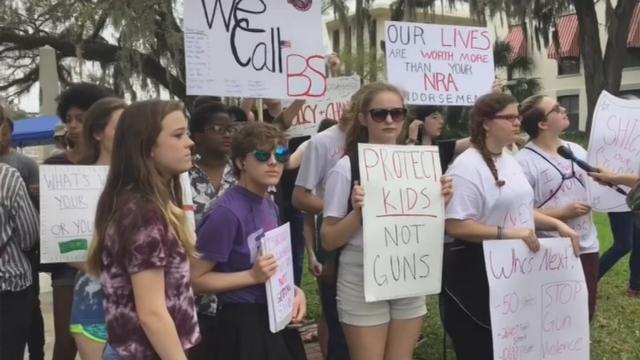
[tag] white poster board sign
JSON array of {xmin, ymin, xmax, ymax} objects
[
  {"xmin": 39, "ymin": 165, "xmax": 108, "ymax": 263},
  {"xmin": 263, "ymin": 222, "xmax": 295, "ymax": 333},
  {"xmin": 384, "ymin": 21, "xmax": 495, "ymax": 106},
  {"xmin": 587, "ymin": 91, "xmax": 640, "ymax": 212},
  {"xmin": 287, "ymin": 76, "xmax": 360, "ymax": 138},
  {"xmin": 483, "ymin": 238, "xmax": 589, "ymax": 360},
  {"xmin": 184, "ymin": 1, "xmax": 327, "ymax": 99},
  {"xmin": 358, "ymin": 144, "xmax": 444, "ymax": 302}
]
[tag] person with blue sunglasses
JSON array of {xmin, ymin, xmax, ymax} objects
[{"xmin": 190, "ymin": 122, "xmax": 308, "ymax": 360}]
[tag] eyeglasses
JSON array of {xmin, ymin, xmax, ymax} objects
[
  {"xmin": 205, "ymin": 124, "xmax": 237, "ymax": 136},
  {"xmin": 545, "ymin": 104, "xmax": 566, "ymax": 117},
  {"xmin": 253, "ymin": 146, "xmax": 289, "ymax": 164},
  {"xmin": 368, "ymin": 108, "xmax": 407, "ymax": 123},
  {"xmin": 492, "ymin": 114, "xmax": 522, "ymax": 123}
]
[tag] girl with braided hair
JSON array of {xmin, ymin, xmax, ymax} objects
[{"xmin": 442, "ymin": 93, "xmax": 580, "ymax": 359}]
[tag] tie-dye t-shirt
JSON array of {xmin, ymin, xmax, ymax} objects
[
  {"xmin": 100, "ymin": 192, "xmax": 200, "ymax": 359},
  {"xmin": 196, "ymin": 185, "xmax": 279, "ymax": 305}
]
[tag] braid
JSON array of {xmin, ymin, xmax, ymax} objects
[{"xmin": 476, "ymin": 133, "xmax": 505, "ymax": 187}]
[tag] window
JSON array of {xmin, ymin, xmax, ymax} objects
[
  {"xmin": 558, "ymin": 57, "xmax": 580, "ymax": 75},
  {"xmin": 332, "ymin": 29, "xmax": 340, "ymax": 53},
  {"xmin": 624, "ymin": 48, "xmax": 640, "ymax": 68},
  {"xmin": 558, "ymin": 95, "xmax": 580, "ymax": 131},
  {"xmin": 620, "ymin": 89, "xmax": 640, "ymax": 99}
]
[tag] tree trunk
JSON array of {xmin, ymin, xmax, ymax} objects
[
  {"xmin": 366, "ymin": 5, "xmax": 377, "ymax": 81},
  {"xmin": 572, "ymin": 0, "xmax": 636, "ymax": 132},
  {"xmin": 355, "ymin": 0, "xmax": 365, "ymax": 77}
]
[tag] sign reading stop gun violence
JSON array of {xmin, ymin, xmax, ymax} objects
[
  {"xmin": 40, "ymin": 165, "xmax": 108, "ymax": 263},
  {"xmin": 287, "ymin": 76, "xmax": 360, "ymax": 138},
  {"xmin": 587, "ymin": 91, "xmax": 640, "ymax": 212},
  {"xmin": 385, "ymin": 21, "xmax": 495, "ymax": 106},
  {"xmin": 483, "ymin": 239, "xmax": 589, "ymax": 360},
  {"xmin": 184, "ymin": 0, "xmax": 327, "ymax": 99},
  {"xmin": 358, "ymin": 144, "xmax": 444, "ymax": 302}
]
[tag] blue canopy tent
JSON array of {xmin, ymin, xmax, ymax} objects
[{"xmin": 11, "ymin": 115, "xmax": 62, "ymax": 147}]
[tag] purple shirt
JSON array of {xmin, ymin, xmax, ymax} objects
[
  {"xmin": 101, "ymin": 192, "xmax": 200, "ymax": 359},
  {"xmin": 196, "ymin": 185, "xmax": 279, "ymax": 304}
]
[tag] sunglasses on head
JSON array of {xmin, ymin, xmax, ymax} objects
[
  {"xmin": 205, "ymin": 124, "xmax": 237, "ymax": 136},
  {"xmin": 368, "ymin": 108, "xmax": 407, "ymax": 123},
  {"xmin": 253, "ymin": 146, "xmax": 289, "ymax": 164}
]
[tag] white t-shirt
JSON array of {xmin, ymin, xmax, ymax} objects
[
  {"xmin": 445, "ymin": 148, "xmax": 535, "ymax": 238},
  {"xmin": 516, "ymin": 141, "xmax": 599, "ymax": 254},
  {"xmin": 323, "ymin": 156, "xmax": 364, "ymax": 253},
  {"xmin": 295, "ymin": 125, "xmax": 346, "ymax": 198}
]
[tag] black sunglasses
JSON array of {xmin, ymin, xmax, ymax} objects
[
  {"xmin": 253, "ymin": 146, "xmax": 289, "ymax": 164},
  {"xmin": 205, "ymin": 124, "xmax": 237, "ymax": 136},
  {"xmin": 368, "ymin": 108, "xmax": 407, "ymax": 123}
]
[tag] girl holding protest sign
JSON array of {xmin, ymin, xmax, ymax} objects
[
  {"xmin": 69, "ymin": 97, "xmax": 126, "ymax": 359},
  {"xmin": 516, "ymin": 95, "xmax": 600, "ymax": 319},
  {"xmin": 190, "ymin": 122, "xmax": 308, "ymax": 360},
  {"xmin": 443, "ymin": 93, "xmax": 580, "ymax": 359},
  {"xmin": 321, "ymin": 82, "xmax": 453, "ymax": 360},
  {"xmin": 87, "ymin": 100, "xmax": 200, "ymax": 359}
]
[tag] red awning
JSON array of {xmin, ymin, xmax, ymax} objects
[
  {"xmin": 505, "ymin": 25, "xmax": 527, "ymax": 63},
  {"xmin": 548, "ymin": 14, "xmax": 580, "ymax": 59},
  {"xmin": 628, "ymin": 2, "xmax": 640, "ymax": 48}
]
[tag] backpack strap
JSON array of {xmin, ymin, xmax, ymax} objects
[{"xmin": 346, "ymin": 151, "xmax": 360, "ymax": 214}]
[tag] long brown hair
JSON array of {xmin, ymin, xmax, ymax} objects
[
  {"xmin": 87, "ymin": 100, "xmax": 196, "ymax": 274},
  {"xmin": 344, "ymin": 82, "xmax": 405, "ymax": 157},
  {"xmin": 469, "ymin": 93, "xmax": 518, "ymax": 188},
  {"xmin": 78, "ymin": 97, "xmax": 127, "ymax": 165}
]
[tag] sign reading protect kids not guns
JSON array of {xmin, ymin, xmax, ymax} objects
[
  {"xmin": 384, "ymin": 21, "xmax": 495, "ymax": 106},
  {"xmin": 287, "ymin": 76, "xmax": 360, "ymax": 138},
  {"xmin": 184, "ymin": 1, "xmax": 327, "ymax": 99},
  {"xmin": 358, "ymin": 144, "xmax": 444, "ymax": 302},
  {"xmin": 587, "ymin": 91, "xmax": 640, "ymax": 212},
  {"xmin": 40, "ymin": 165, "xmax": 108, "ymax": 263},
  {"xmin": 483, "ymin": 239, "xmax": 589, "ymax": 360}
]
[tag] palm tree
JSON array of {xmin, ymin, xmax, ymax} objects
[{"xmin": 493, "ymin": 40, "xmax": 542, "ymax": 102}]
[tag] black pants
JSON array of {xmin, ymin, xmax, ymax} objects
[
  {"xmin": 188, "ymin": 313, "xmax": 217, "ymax": 360},
  {"xmin": 27, "ymin": 260, "xmax": 45, "ymax": 360},
  {"xmin": 442, "ymin": 290, "xmax": 493, "ymax": 360},
  {"xmin": 0, "ymin": 285, "xmax": 35, "ymax": 360}
]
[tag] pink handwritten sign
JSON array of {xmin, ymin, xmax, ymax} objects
[
  {"xmin": 263, "ymin": 223, "xmax": 294, "ymax": 333},
  {"xmin": 587, "ymin": 91, "xmax": 640, "ymax": 212},
  {"xmin": 483, "ymin": 238, "xmax": 589, "ymax": 360},
  {"xmin": 385, "ymin": 21, "xmax": 495, "ymax": 106},
  {"xmin": 358, "ymin": 144, "xmax": 444, "ymax": 302}
]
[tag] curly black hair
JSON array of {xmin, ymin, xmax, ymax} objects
[
  {"xmin": 189, "ymin": 101, "xmax": 229, "ymax": 133},
  {"xmin": 56, "ymin": 83, "xmax": 114, "ymax": 122}
]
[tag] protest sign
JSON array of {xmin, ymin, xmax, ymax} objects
[
  {"xmin": 358, "ymin": 144, "xmax": 444, "ymax": 302},
  {"xmin": 184, "ymin": 1, "xmax": 327, "ymax": 99},
  {"xmin": 287, "ymin": 75, "xmax": 360, "ymax": 138},
  {"xmin": 587, "ymin": 91, "xmax": 640, "ymax": 212},
  {"xmin": 483, "ymin": 238, "xmax": 589, "ymax": 360},
  {"xmin": 263, "ymin": 223, "xmax": 295, "ymax": 333},
  {"xmin": 384, "ymin": 21, "xmax": 495, "ymax": 106},
  {"xmin": 39, "ymin": 165, "xmax": 108, "ymax": 263}
]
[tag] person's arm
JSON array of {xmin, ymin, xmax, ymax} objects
[
  {"xmin": 132, "ymin": 269, "xmax": 188, "ymax": 360},
  {"xmin": 9, "ymin": 170, "xmax": 38, "ymax": 251},
  {"xmin": 273, "ymin": 100, "xmax": 306, "ymax": 131},
  {"xmin": 454, "ymin": 137, "xmax": 471, "ymax": 156},
  {"xmin": 292, "ymin": 187, "xmax": 324, "ymax": 214},
  {"xmin": 533, "ymin": 211, "xmax": 580, "ymax": 255},
  {"xmin": 286, "ymin": 141, "xmax": 308, "ymax": 170},
  {"xmin": 536, "ymin": 202, "xmax": 591, "ymax": 221},
  {"xmin": 190, "ymin": 255, "xmax": 277, "ymax": 295},
  {"xmin": 240, "ymin": 98, "xmax": 256, "ymax": 122},
  {"xmin": 303, "ymin": 213, "xmax": 322, "ymax": 277},
  {"xmin": 321, "ymin": 181, "xmax": 363, "ymax": 251},
  {"xmin": 588, "ymin": 169, "xmax": 639, "ymax": 187}
]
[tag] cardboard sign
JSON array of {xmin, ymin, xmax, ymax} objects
[
  {"xmin": 39, "ymin": 165, "xmax": 108, "ymax": 263},
  {"xmin": 287, "ymin": 76, "xmax": 360, "ymax": 138},
  {"xmin": 384, "ymin": 21, "xmax": 495, "ymax": 106},
  {"xmin": 263, "ymin": 223, "xmax": 295, "ymax": 333},
  {"xmin": 358, "ymin": 144, "xmax": 444, "ymax": 302},
  {"xmin": 587, "ymin": 91, "xmax": 640, "ymax": 212},
  {"xmin": 483, "ymin": 238, "xmax": 589, "ymax": 360},
  {"xmin": 184, "ymin": 0, "xmax": 327, "ymax": 99}
]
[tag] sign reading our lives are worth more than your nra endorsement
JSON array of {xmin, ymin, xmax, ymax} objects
[
  {"xmin": 385, "ymin": 21, "xmax": 495, "ymax": 106},
  {"xmin": 40, "ymin": 165, "xmax": 108, "ymax": 263},
  {"xmin": 184, "ymin": 1, "xmax": 327, "ymax": 99},
  {"xmin": 484, "ymin": 239, "xmax": 589, "ymax": 360},
  {"xmin": 358, "ymin": 144, "xmax": 444, "ymax": 302}
]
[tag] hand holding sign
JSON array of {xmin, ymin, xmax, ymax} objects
[{"xmin": 251, "ymin": 254, "xmax": 278, "ymax": 283}]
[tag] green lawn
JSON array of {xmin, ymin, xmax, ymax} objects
[{"xmin": 301, "ymin": 213, "xmax": 640, "ymax": 359}]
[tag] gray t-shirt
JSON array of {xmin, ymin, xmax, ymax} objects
[{"xmin": 0, "ymin": 151, "xmax": 39, "ymax": 201}]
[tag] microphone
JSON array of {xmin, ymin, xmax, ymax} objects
[{"xmin": 557, "ymin": 145, "xmax": 628, "ymax": 196}]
